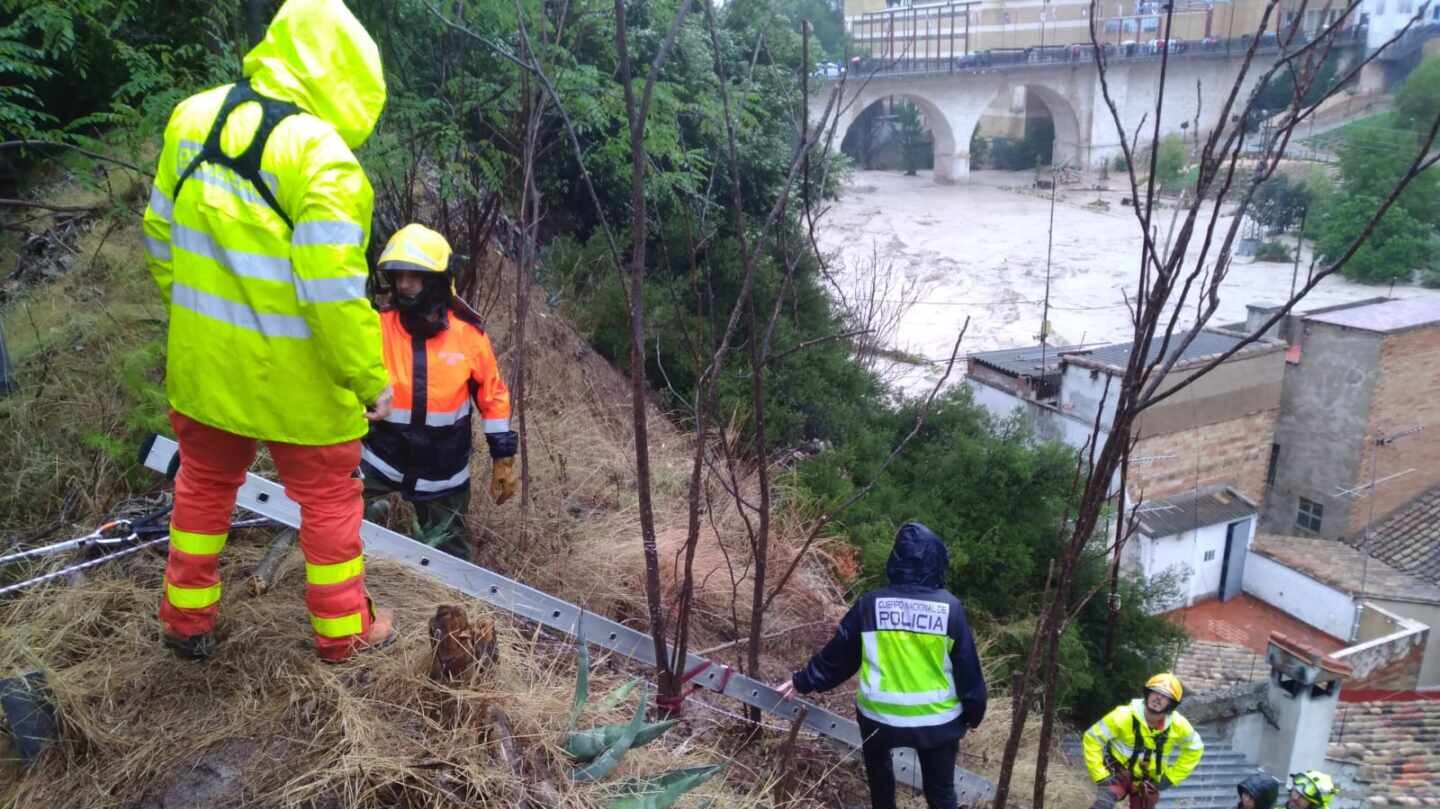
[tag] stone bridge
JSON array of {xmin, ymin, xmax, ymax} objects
[{"xmin": 814, "ymin": 45, "xmax": 1330, "ymax": 181}]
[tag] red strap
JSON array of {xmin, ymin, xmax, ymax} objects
[{"xmin": 653, "ymin": 660, "xmax": 735, "ymax": 714}]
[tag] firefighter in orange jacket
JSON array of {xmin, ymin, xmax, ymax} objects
[{"xmin": 361, "ymin": 224, "xmax": 518, "ymax": 561}]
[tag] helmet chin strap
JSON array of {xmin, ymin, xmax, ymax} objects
[{"xmin": 391, "ymin": 272, "xmax": 451, "ymax": 338}]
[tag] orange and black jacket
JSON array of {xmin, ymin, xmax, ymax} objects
[{"xmin": 361, "ymin": 309, "xmax": 515, "ymax": 499}]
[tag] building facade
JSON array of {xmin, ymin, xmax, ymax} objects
[
  {"xmin": 1250, "ymin": 298, "xmax": 1440, "ymax": 543},
  {"xmin": 841, "ymin": 0, "xmax": 1329, "ymax": 56}
]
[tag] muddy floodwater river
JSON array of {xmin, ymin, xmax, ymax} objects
[{"xmin": 818, "ymin": 169, "xmax": 1440, "ymax": 391}]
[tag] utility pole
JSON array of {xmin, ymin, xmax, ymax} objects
[{"xmin": 1289, "ymin": 205, "xmax": 1307, "ymax": 301}]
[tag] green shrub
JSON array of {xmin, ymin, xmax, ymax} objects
[
  {"xmin": 1254, "ymin": 241, "xmax": 1293, "ymax": 262},
  {"xmin": 989, "ymin": 137, "xmax": 1038, "ymax": 170},
  {"xmin": 791, "ymin": 387, "xmax": 1189, "ymax": 721},
  {"xmin": 1153, "ymin": 134, "xmax": 1187, "ymax": 192}
]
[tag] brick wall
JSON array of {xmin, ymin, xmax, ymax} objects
[
  {"xmin": 1349, "ymin": 324, "xmax": 1440, "ymax": 537},
  {"xmin": 1130, "ymin": 409, "xmax": 1278, "ymax": 503}
]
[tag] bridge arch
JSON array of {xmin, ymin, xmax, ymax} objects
[
  {"xmin": 835, "ymin": 91, "xmax": 965, "ymax": 183},
  {"xmin": 967, "ymin": 82, "xmax": 1086, "ymax": 170}
]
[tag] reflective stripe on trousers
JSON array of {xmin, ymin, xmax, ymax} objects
[{"xmin": 161, "ymin": 412, "xmax": 372, "ymax": 660}]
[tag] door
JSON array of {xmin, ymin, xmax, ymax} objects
[{"xmin": 1219, "ymin": 518, "xmax": 1251, "ymax": 602}]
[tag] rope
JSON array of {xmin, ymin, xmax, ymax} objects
[{"xmin": 0, "ymin": 536, "xmax": 169, "ymax": 597}]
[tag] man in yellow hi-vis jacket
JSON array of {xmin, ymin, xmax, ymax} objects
[
  {"xmin": 142, "ymin": 0, "xmax": 395, "ymax": 662},
  {"xmin": 1082, "ymin": 673, "xmax": 1205, "ymax": 809}
]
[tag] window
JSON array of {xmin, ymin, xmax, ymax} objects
[
  {"xmin": 1266, "ymin": 443, "xmax": 1281, "ymax": 486},
  {"xmin": 1375, "ymin": 0, "xmax": 1385, "ymax": 16},
  {"xmin": 1399, "ymin": 0, "xmax": 1412, "ymax": 13},
  {"xmin": 1203, "ymin": 549, "xmax": 1217, "ymax": 562},
  {"xmin": 1297, "ymin": 497, "xmax": 1324, "ymax": 532}
]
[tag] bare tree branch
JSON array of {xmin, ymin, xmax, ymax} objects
[{"xmin": 0, "ymin": 140, "xmax": 151, "ymax": 176}]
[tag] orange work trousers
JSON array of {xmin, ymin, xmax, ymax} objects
[{"xmin": 159, "ymin": 411, "xmax": 374, "ymax": 661}]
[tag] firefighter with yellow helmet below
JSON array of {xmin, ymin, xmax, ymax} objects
[
  {"xmin": 360, "ymin": 224, "xmax": 518, "ymax": 561},
  {"xmin": 1286, "ymin": 771, "xmax": 1338, "ymax": 809},
  {"xmin": 142, "ymin": 0, "xmax": 395, "ymax": 662},
  {"xmin": 1082, "ymin": 673, "xmax": 1206, "ymax": 809}
]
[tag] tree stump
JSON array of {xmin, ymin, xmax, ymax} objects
[{"xmin": 427, "ymin": 605, "xmax": 498, "ymax": 684}]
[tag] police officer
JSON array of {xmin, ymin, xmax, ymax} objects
[{"xmin": 775, "ymin": 523, "xmax": 987, "ymax": 809}]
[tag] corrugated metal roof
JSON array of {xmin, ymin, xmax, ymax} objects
[
  {"xmin": 1069, "ymin": 329, "xmax": 1256, "ymax": 372},
  {"xmin": 1136, "ymin": 484, "xmax": 1257, "ymax": 538},
  {"xmin": 969, "ymin": 343, "xmax": 1082, "ymax": 378}
]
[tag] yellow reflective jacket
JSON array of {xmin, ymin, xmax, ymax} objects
[
  {"xmin": 1081, "ymin": 699, "xmax": 1205, "ymax": 786},
  {"xmin": 142, "ymin": 0, "xmax": 388, "ymax": 445}
]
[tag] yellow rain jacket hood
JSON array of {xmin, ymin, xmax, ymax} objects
[
  {"xmin": 242, "ymin": 0, "xmax": 386, "ymax": 148},
  {"xmin": 141, "ymin": 0, "xmax": 389, "ymax": 445}
]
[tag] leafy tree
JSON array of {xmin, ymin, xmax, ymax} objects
[
  {"xmin": 1247, "ymin": 49, "xmax": 1343, "ymax": 131},
  {"xmin": 771, "ymin": 0, "xmax": 846, "ymax": 61},
  {"xmin": 894, "ymin": 101, "xmax": 927, "ymax": 176},
  {"xmin": 0, "ymin": 1, "xmax": 235, "ymax": 148},
  {"xmin": 1314, "ymin": 192, "xmax": 1438, "ymax": 283},
  {"xmin": 1309, "ymin": 66, "xmax": 1440, "ymax": 284},
  {"xmin": 1251, "ymin": 174, "xmax": 1310, "ymax": 234},
  {"xmin": 1395, "ymin": 57, "xmax": 1440, "ymax": 135}
]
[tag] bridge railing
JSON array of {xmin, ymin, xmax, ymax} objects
[{"xmin": 826, "ymin": 26, "xmax": 1363, "ymax": 79}]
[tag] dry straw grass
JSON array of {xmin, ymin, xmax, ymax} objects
[{"xmin": 0, "ymin": 538, "xmax": 803, "ymax": 809}]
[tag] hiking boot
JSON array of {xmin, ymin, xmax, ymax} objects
[
  {"xmin": 163, "ymin": 630, "xmax": 217, "ymax": 660},
  {"xmin": 321, "ymin": 605, "xmax": 397, "ymax": 664}
]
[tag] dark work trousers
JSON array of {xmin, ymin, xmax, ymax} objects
[
  {"xmin": 362, "ymin": 474, "xmax": 473, "ymax": 561},
  {"xmin": 856, "ymin": 711, "xmax": 959, "ymax": 809}
]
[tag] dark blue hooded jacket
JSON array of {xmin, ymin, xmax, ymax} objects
[
  {"xmin": 1236, "ymin": 773, "xmax": 1281, "ymax": 809},
  {"xmin": 792, "ymin": 522, "xmax": 988, "ymax": 749}
]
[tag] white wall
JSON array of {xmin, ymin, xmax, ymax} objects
[
  {"xmin": 967, "ymin": 378, "xmax": 1112, "ymax": 451},
  {"xmin": 1364, "ymin": 0, "xmax": 1422, "ymax": 49},
  {"xmin": 1141, "ymin": 519, "xmax": 1248, "ymax": 610},
  {"xmin": 1060, "ymin": 364, "xmax": 1118, "ymax": 431},
  {"xmin": 1369, "ymin": 599, "xmax": 1440, "ymax": 688},
  {"xmin": 1244, "ymin": 553, "xmax": 1357, "ymax": 640},
  {"xmin": 968, "ymin": 378, "xmax": 1028, "ymax": 420}
]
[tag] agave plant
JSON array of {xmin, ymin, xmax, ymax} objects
[{"xmin": 564, "ymin": 630, "xmax": 722, "ymax": 808}]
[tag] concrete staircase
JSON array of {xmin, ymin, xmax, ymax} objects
[
  {"xmin": 1160, "ymin": 743, "xmax": 1256, "ymax": 809},
  {"xmin": 1060, "ymin": 738, "xmax": 1260, "ymax": 809}
]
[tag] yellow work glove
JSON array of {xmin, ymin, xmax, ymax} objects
[{"xmin": 490, "ymin": 457, "xmax": 518, "ymax": 505}]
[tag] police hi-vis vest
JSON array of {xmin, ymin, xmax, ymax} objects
[{"xmin": 857, "ymin": 596, "xmax": 964, "ymax": 728}]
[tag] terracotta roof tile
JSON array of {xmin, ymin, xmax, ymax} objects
[
  {"xmin": 1174, "ymin": 640, "xmax": 1266, "ymax": 695},
  {"xmin": 1329, "ymin": 699, "xmax": 1440, "ymax": 806},
  {"xmin": 1360, "ymin": 486, "xmax": 1440, "ymax": 587}
]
